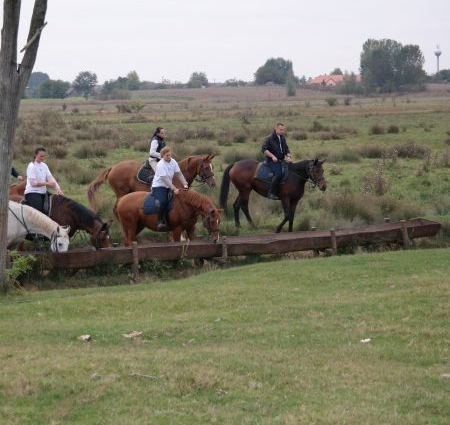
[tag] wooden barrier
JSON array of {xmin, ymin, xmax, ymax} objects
[{"xmin": 20, "ymin": 218, "xmax": 441, "ymax": 271}]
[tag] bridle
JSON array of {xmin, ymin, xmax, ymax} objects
[
  {"xmin": 193, "ymin": 160, "xmax": 214, "ymax": 185},
  {"xmin": 203, "ymin": 208, "xmax": 220, "ymax": 237},
  {"xmin": 306, "ymin": 161, "xmax": 325, "ymax": 188},
  {"xmin": 93, "ymin": 222, "xmax": 110, "ymax": 250}
]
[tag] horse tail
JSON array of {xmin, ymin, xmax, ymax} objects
[
  {"xmin": 87, "ymin": 167, "xmax": 112, "ymax": 211},
  {"xmin": 219, "ymin": 163, "xmax": 234, "ymax": 213}
]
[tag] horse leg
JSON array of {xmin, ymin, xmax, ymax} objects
[
  {"xmin": 241, "ymin": 199, "xmax": 256, "ymax": 229},
  {"xmin": 232, "ymin": 196, "xmax": 242, "ymax": 228},
  {"xmin": 276, "ymin": 200, "xmax": 292, "ymax": 233},
  {"xmin": 172, "ymin": 228, "xmax": 182, "ymax": 242}
]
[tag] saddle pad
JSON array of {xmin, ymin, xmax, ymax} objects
[
  {"xmin": 255, "ymin": 162, "xmax": 289, "ymax": 183},
  {"xmin": 255, "ymin": 162, "xmax": 273, "ymax": 183},
  {"xmin": 143, "ymin": 193, "xmax": 174, "ymax": 215},
  {"xmin": 136, "ymin": 163, "xmax": 154, "ymax": 185}
]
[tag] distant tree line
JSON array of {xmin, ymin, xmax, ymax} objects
[{"xmin": 24, "ymin": 38, "xmax": 447, "ymax": 99}]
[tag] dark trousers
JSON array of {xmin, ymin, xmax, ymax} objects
[{"xmin": 24, "ymin": 193, "xmax": 45, "ymax": 213}]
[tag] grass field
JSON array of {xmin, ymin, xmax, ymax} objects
[{"xmin": 1, "ymin": 248, "xmax": 449, "ymax": 424}]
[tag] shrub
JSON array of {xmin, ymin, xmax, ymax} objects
[
  {"xmin": 74, "ymin": 145, "xmax": 107, "ymax": 159},
  {"xmin": 363, "ymin": 163, "xmax": 389, "ymax": 196},
  {"xmin": 369, "ymin": 124, "xmax": 385, "ymax": 135},
  {"xmin": 309, "ymin": 121, "xmax": 329, "ymax": 132},
  {"xmin": 358, "ymin": 144, "xmax": 385, "ymax": 158},
  {"xmin": 344, "ymin": 97, "xmax": 352, "ymax": 106},
  {"xmin": 394, "ymin": 141, "xmax": 430, "ymax": 158},
  {"xmin": 291, "ymin": 130, "xmax": 308, "ymax": 141},
  {"xmin": 387, "ymin": 124, "xmax": 399, "ymax": 134},
  {"xmin": 325, "ymin": 97, "xmax": 338, "ymax": 106},
  {"xmin": 5, "ymin": 251, "xmax": 36, "ymax": 293},
  {"xmin": 233, "ymin": 133, "xmax": 247, "ymax": 143}
]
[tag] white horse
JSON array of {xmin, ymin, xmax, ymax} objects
[{"xmin": 7, "ymin": 201, "xmax": 70, "ymax": 252}]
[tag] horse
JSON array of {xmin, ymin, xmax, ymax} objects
[
  {"xmin": 115, "ymin": 190, "xmax": 222, "ymax": 246},
  {"xmin": 9, "ymin": 180, "xmax": 26, "ymax": 197},
  {"xmin": 7, "ymin": 201, "xmax": 70, "ymax": 252},
  {"xmin": 9, "ymin": 194, "xmax": 113, "ymax": 250},
  {"xmin": 219, "ymin": 159, "xmax": 327, "ymax": 233},
  {"xmin": 87, "ymin": 154, "xmax": 216, "ymax": 212}
]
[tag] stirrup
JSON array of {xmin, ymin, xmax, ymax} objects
[{"xmin": 267, "ymin": 193, "xmax": 279, "ymax": 200}]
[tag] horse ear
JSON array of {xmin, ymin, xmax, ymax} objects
[
  {"xmin": 319, "ymin": 159, "xmax": 326, "ymax": 165},
  {"xmin": 313, "ymin": 159, "xmax": 319, "ymax": 165},
  {"xmin": 63, "ymin": 225, "xmax": 71, "ymax": 233}
]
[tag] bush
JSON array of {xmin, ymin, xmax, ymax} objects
[
  {"xmin": 387, "ymin": 124, "xmax": 400, "ymax": 134},
  {"xmin": 325, "ymin": 97, "xmax": 338, "ymax": 106},
  {"xmin": 291, "ymin": 130, "xmax": 308, "ymax": 141},
  {"xmin": 369, "ymin": 124, "xmax": 385, "ymax": 135}
]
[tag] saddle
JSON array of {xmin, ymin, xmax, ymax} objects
[
  {"xmin": 254, "ymin": 161, "xmax": 289, "ymax": 184},
  {"xmin": 21, "ymin": 192, "xmax": 52, "ymax": 216},
  {"xmin": 136, "ymin": 160, "xmax": 155, "ymax": 185}
]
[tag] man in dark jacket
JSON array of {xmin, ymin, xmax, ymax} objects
[{"xmin": 261, "ymin": 123, "xmax": 292, "ymax": 200}]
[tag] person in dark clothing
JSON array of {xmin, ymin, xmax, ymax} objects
[
  {"xmin": 11, "ymin": 167, "xmax": 24, "ymax": 180},
  {"xmin": 261, "ymin": 123, "xmax": 292, "ymax": 200}
]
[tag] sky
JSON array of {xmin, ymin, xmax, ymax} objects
[{"xmin": 3, "ymin": 0, "xmax": 449, "ymax": 84}]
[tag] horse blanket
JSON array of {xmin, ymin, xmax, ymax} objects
[
  {"xmin": 255, "ymin": 161, "xmax": 289, "ymax": 183},
  {"xmin": 143, "ymin": 192, "xmax": 174, "ymax": 215}
]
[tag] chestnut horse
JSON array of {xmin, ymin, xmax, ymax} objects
[
  {"xmin": 87, "ymin": 154, "xmax": 216, "ymax": 212},
  {"xmin": 219, "ymin": 159, "xmax": 326, "ymax": 232},
  {"xmin": 9, "ymin": 180, "xmax": 26, "ymax": 197},
  {"xmin": 115, "ymin": 190, "xmax": 221, "ymax": 246}
]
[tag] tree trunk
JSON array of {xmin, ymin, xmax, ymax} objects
[{"xmin": 0, "ymin": 0, "xmax": 48, "ymax": 292}]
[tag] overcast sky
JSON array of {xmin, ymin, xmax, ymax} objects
[{"xmin": 4, "ymin": 0, "xmax": 449, "ymax": 84}]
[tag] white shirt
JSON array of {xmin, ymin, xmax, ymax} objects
[
  {"xmin": 152, "ymin": 158, "xmax": 181, "ymax": 189},
  {"xmin": 24, "ymin": 161, "xmax": 60, "ymax": 194}
]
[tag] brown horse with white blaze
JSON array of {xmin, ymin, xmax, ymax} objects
[
  {"xmin": 115, "ymin": 190, "xmax": 222, "ymax": 246},
  {"xmin": 219, "ymin": 159, "xmax": 326, "ymax": 232},
  {"xmin": 87, "ymin": 154, "xmax": 216, "ymax": 212}
]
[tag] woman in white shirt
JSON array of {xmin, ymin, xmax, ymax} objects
[
  {"xmin": 24, "ymin": 147, "xmax": 63, "ymax": 213},
  {"xmin": 151, "ymin": 146, "xmax": 188, "ymax": 230}
]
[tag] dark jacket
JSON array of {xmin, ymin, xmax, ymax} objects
[
  {"xmin": 150, "ymin": 135, "xmax": 166, "ymax": 161},
  {"xmin": 11, "ymin": 167, "xmax": 21, "ymax": 178},
  {"xmin": 261, "ymin": 131, "xmax": 290, "ymax": 161}
]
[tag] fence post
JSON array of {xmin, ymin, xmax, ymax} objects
[
  {"xmin": 221, "ymin": 237, "xmax": 228, "ymax": 262},
  {"xmin": 400, "ymin": 220, "xmax": 410, "ymax": 248},
  {"xmin": 330, "ymin": 228, "xmax": 337, "ymax": 255},
  {"xmin": 132, "ymin": 241, "xmax": 140, "ymax": 281}
]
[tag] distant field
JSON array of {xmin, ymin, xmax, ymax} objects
[{"xmin": 12, "ymin": 84, "xmax": 450, "ymax": 249}]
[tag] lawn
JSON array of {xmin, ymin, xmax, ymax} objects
[{"xmin": 1, "ymin": 248, "xmax": 449, "ymax": 424}]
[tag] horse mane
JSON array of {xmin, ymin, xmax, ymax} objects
[
  {"xmin": 9, "ymin": 201, "xmax": 59, "ymax": 235},
  {"xmin": 289, "ymin": 160, "xmax": 310, "ymax": 176},
  {"xmin": 55, "ymin": 195, "xmax": 101, "ymax": 225},
  {"xmin": 177, "ymin": 190, "xmax": 215, "ymax": 210}
]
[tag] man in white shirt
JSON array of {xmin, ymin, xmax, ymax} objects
[{"xmin": 151, "ymin": 147, "xmax": 188, "ymax": 230}]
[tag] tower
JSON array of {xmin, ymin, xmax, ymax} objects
[{"xmin": 434, "ymin": 45, "xmax": 442, "ymax": 74}]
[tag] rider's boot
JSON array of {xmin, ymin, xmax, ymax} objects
[{"xmin": 267, "ymin": 175, "xmax": 281, "ymax": 200}]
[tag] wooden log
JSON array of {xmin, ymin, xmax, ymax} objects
[{"xmin": 132, "ymin": 241, "xmax": 139, "ymax": 281}]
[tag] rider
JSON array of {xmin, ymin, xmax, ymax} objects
[
  {"xmin": 11, "ymin": 167, "xmax": 24, "ymax": 181},
  {"xmin": 24, "ymin": 147, "xmax": 63, "ymax": 213},
  {"xmin": 147, "ymin": 126, "xmax": 167, "ymax": 173},
  {"xmin": 261, "ymin": 122, "xmax": 292, "ymax": 200},
  {"xmin": 151, "ymin": 146, "xmax": 188, "ymax": 231}
]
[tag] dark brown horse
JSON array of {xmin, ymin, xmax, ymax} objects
[
  {"xmin": 115, "ymin": 190, "xmax": 221, "ymax": 246},
  {"xmin": 219, "ymin": 159, "xmax": 326, "ymax": 232},
  {"xmin": 87, "ymin": 154, "xmax": 216, "ymax": 212},
  {"xmin": 9, "ymin": 194, "xmax": 113, "ymax": 249}
]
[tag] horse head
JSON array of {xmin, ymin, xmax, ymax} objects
[
  {"xmin": 203, "ymin": 206, "xmax": 222, "ymax": 243},
  {"xmin": 196, "ymin": 154, "xmax": 216, "ymax": 188},
  {"xmin": 309, "ymin": 159, "xmax": 327, "ymax": 191},
  {"xmin": 92, "ymin": 219, "xmax": 113, "ymax": 249},
  {"xmin": 51, "ymin": 225, "xmax": 71, "ymax": 253}
]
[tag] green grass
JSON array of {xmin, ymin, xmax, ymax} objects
[{"xmin": 1, "ymin": 248, "xmax": 449, "ymax": 424}]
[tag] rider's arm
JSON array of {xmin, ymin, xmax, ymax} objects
[{"xmin": 174, "ymin": 171, "xmax": 188, "ymax": 188}]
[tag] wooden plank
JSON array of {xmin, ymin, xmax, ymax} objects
[{"xmin": 21, "ymin": 218, "xmax": 441, "ymax": 270}]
